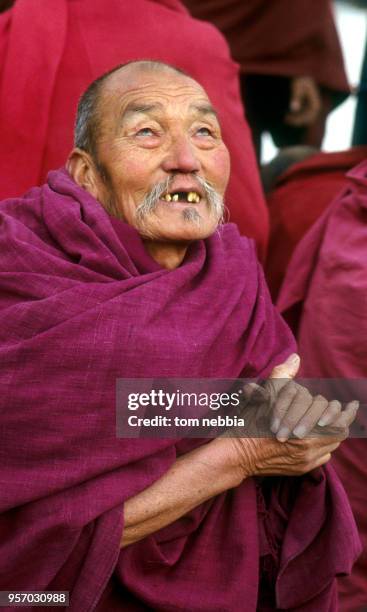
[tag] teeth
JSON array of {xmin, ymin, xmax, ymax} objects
[
  {"xmin": 162, "ymin": 191, "xmax": 201, "ymax": 203},
  {"xmin": 187, "ymin": 192, "xmax": 201, "ymax": 203}
]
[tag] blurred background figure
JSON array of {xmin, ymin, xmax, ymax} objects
[
  {"xmin": 0, "ymin": 0, "xmax": 268, "ymax": 258},
  {"xmin": 0, "ymin": 0, "xmax": 14, "ymax": 11},
  {"xmin": 353, "ymin": 37, "xmax": 367, "ymax": 144},
  {"xmin": 350, "ymin": 0, "xmax": 367, "ymax": 144},
  {"xmin": 276, "ymin": 155, "xmax": 367, "ymax": 612},
  {"xmin": 258, "ymin": 6, "xmax": 367, "ymax": 605},
  {"xmin": 262, "ymin": 145, "xmax": 367, "ymax": 299},
  {"xmin": 183, "ymin": 0, "xmax": 349, "ymax": 159}
]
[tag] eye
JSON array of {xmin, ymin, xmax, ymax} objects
[
  {"xmin": 136, "ymin": 127, "xmax": 155, "ymax": 137},
  {"xmin": 196, "ymin": 127, "xmax": 213, "ymax": 137}
]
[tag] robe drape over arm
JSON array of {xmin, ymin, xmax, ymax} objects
[{"xmin": 0, "ymin": 169, "xmax": 361, "ymax": 611}]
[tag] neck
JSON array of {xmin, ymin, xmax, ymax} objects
[{"xmin": 144, "ymin": 240, "xmax": 189, "ymax": 270}]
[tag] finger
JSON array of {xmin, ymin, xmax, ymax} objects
[
  {"xmin": 269, "ymin": 353, "xmax": 300, "ymax": 380},
  {"xmin": 287, "ymin": 77, "xmax": 321, "ymax": 124},
  {"xmin": 242, "ymin": 382, "xmax": 268, "ymax": 404},
  {"xmin": 289, "ymin": 78, "xmax": 304, "ymax": 113},
  {"xmin": 266, "ymin": 354, "xmax": 301, "ymax": 422},
  {"xmin": 317, "ymin": 400, "xmax": 342, "ymax": 427},
  {"xmin": 269, "ymin": 380, "xmax": 299, "ymax": 434},
  {"xmin": 288, "ymin": 438, "xmax": 341, "ymax": 455},
  {"xmin": 290, "ymin": 395, "xmax": 330, "ymax": 439},
  {"xmin": 331, "ymin": 400, "xmax": 359, "ymax": 429},
  {"xmin": 275, "ymin": 386, "xmax": 315, "ymax": 440},
  {"xmin": 285, "ymin": 109, "xmax": 318, "ymax": 127},
  {"xmin": 289, "ymin": 91, "xmax": 302, "ymax": 113},
  {"xmin": 311, "ymin": 452, "xmax": 332, "ymax": 470}
]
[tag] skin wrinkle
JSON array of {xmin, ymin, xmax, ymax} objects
[
  {"xmin": 67, "ymin": 63, "xmax": 231, "ymax": 269},
  {"xmin": 134, "ymin": 174, "xmax": 225, "ymax": 239},
  {"xmin": 118, "ymin": 102, "xmax": 219, "ymax": 127}
]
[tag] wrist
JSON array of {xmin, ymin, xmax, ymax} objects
[{"xmin": 201, "ymin": 437, "xmax": 248, "ymax": 488}]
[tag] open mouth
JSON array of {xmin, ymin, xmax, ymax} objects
[{"xmin": 160, "ymin": 191, "xmax": 201, "ymax": 204}]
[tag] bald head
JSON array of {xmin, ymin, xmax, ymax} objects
[
  {"xmin": 74, "ymin": 60, "xmax": 196, "ymax": 159},
  {"xmin": 67, "ymin": 57, "xmax": 230, "ymax": 263}
]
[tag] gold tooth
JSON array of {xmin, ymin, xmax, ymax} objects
[
  {"xmin": 172, "ymin": 194, "xmax": 179, "ymax": 202},
  {"xmin": 164, "ymin": 193, "xmax": 172, "ymax": 202},
  {"xmin": 187, "ymin": 192, "xmax": 195, "ymax": 203}
]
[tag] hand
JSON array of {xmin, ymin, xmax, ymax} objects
[
  {"xmin": 234, "ymin": 354, "xmax": 358, "ymax": 441},
  {"xmin": 284, "ymin": 76, "xmax": 322, "ymax": 127},
  {"xmin": 223, "ymin": 354, "xmax": 359, "ymax": 480},
  {"xmin": 230, "ymin": 434, "xmax": 342, "ymax": 479},
  {"xmin": 266, "ymin": 354, "xmax": 359, "ymax": 441}
]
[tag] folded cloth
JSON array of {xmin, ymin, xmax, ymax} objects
[
  {"xmin": 0, "ymin": 169, "xmax": 360, "ymax": 611},
  {"xmin": 278, "ymin": 160, "xmax": 367, "ymax": 612}
]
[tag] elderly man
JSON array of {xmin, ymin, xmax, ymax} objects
[
  {"xmin": 0, "ymin": 61, "xmax": 360, "ymax": 611},
  {"xmin": 0, "ymin": 0, "xmax": 268, "ymax": 260}
]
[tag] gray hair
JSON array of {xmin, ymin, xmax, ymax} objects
[
  {"xmin": 74, "ymin": 60, "xmax": 190, "ymax": 158},
  {"xmin": 135, "ymin": 174, "xmax": 226, "ymax": 230}
]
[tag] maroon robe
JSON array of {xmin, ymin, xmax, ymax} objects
[
  {"xmin": 0, "ymin": 169, "xmax": 361, "ymax": 610},
  {"xmin": 266, "ymin": 147, "xmax": 367, "ymax": 300},
  {"xmin": 278, "ymin": 160, "xmax": 367, "ymax": 611}
]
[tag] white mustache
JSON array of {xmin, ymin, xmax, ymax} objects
[{"xmin": 135, "ymin": 174, "xmax": 224, "ymax": 223}]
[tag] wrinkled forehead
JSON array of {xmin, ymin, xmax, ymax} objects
[{"xmin": 100, "ymin": 65, "xmax": 216, "ymax": 123}]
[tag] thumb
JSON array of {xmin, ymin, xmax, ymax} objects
[
  {"xmin": 270, "ymin": 353, "xmax": 300, "ymax": 380},
  {"xmin": 289, "ymin": 80, "xmax": 302, "ymax": 113},
  {"xmin": 290, "ymin": 95, "xmax": 301, "ymax": 113}
]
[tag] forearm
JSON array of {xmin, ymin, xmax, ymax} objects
[{"xmin": 121, "ymin": 437, "xmax": 243, "ymax": 548}]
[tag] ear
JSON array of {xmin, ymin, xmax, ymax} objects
[{"xmin": 66, "ymin": 148, "xmax": 102, "ymax": 200}]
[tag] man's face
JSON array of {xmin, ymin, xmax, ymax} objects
[{"xmin": 93, "ymin": 66, "xmax": 231, "ymax": 242}]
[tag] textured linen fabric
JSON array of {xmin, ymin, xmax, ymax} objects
[
  {"xmin": 266, "ymin": 146, "xmax": 367, "ymax": 300},
  {"xmin": 278, "ymin": 160, "xmax": 367, "ymax": 612},
  {"xmin": 0, "ymin": 169, "xmax": 361, "ymax": 611},
  {"xmin": 0, "ymin": 0, "xmax": 268, "ymax": 259}
]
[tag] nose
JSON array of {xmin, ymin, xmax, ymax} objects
[{"xmin": 161, "ymin": 134, "xmax": 201, "ymax": 174}]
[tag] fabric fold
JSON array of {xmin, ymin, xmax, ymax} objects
[{"xmin": 0, "ymin": 169, "xmax": 360, "ymax": 610}]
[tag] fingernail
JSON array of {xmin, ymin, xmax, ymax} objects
[
  {"xmin": 276, "ymin": 427, "xmax": 290, "ymax": 442},
  {"xmin": 286, "ymin": 353, "xmax": 300, "ymax": 365},
  {"xmin": 317, "ymin": 416, "xmax": 330, "ymax": 427},
  {"xmin": 293, "ymin": 424, "xmax": 307, "ymax": 439},
  {"xmin": 270, "ymin": 417, "xmax": 280, "ymax": 433}
]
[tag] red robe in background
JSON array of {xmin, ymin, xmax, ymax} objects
[
  {"xmin": 265, "ymin": 147, "xmax": 367, "ymax": 299},
  {"xmin": 0, "ymin": 0, "xmax": 268, "ymax": 258},
  {"xmin": 278, "ymin": 161, "xmax": 367, "ymax": 612},
  {"xmin": 182, "ymin": 0, "xmax": 348, "ymax": 93},
  {"xmin": 182, "ymin": 0, "xmax": 349, "ymax": 153}
]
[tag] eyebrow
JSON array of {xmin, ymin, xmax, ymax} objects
[
  {"xmin": 119, "ymin": 101, "xmax": 219, "ymax": 122},
  {"xmin": 190, "ymin": 103, "xmax": 219, "ymax": 120}
]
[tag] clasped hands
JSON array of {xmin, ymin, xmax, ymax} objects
[
  {"xmin": 227, "ymin": 354, "xmax": 359, "ymax": 479},
  {"xmin": 240, "ymin": 353, "xmax": 359, "ymax": 441}
]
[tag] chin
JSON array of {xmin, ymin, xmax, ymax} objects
[
  {"xmin": 163, "ymin": 225, "xmax": 218, "ymax": 242},
  {"xmin": 137, "ymin": 209, "xmax": 220, "ymax": 242}
]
